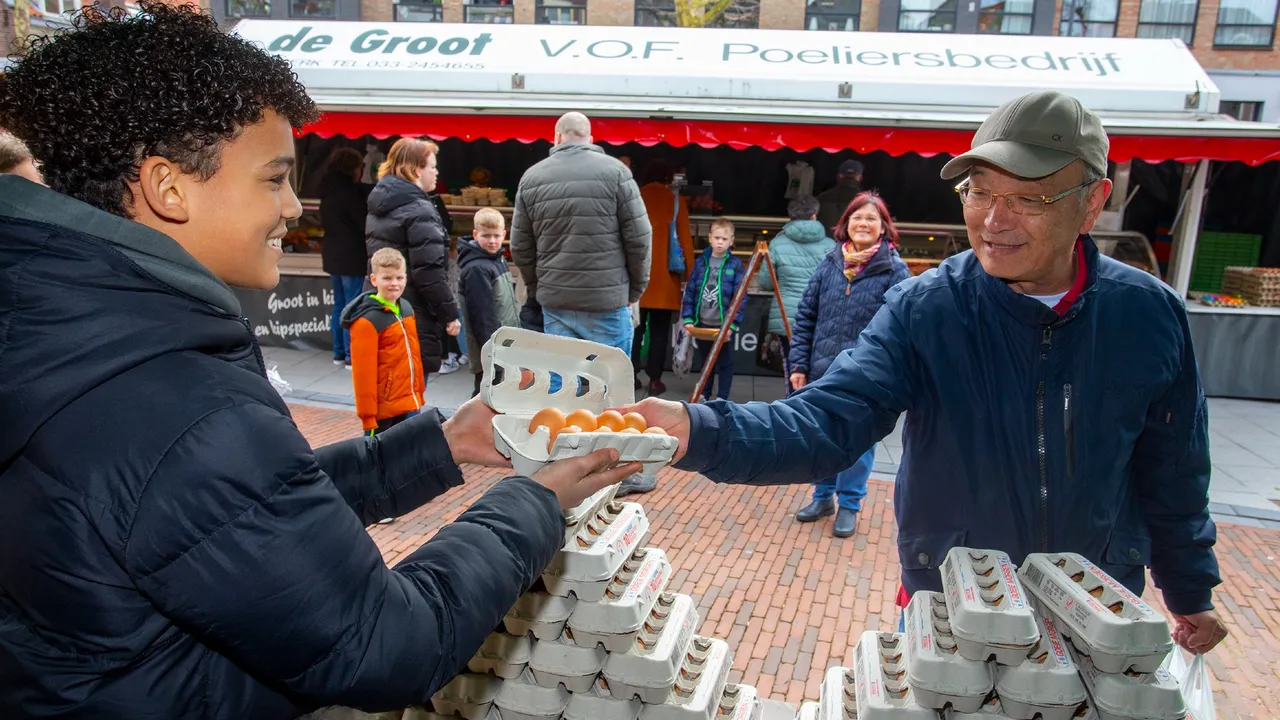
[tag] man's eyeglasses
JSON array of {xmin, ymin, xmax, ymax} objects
[{"xmin": 955, "ymin": 178, "xmax": 1096, "ymax": 217}]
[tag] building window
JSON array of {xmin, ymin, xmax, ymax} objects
[
  {"xmin": 1214, "ymin": 0, "xmax": 1279, "ymax": 46},
  {"xmin": 899, "ymin": 0, "xmax": 957, "ymax": 31},
  {"xmin": 1136, "ymin": 0, "xmax": 1199, "ymax": 44},
  {"xmin": 396, "ymin": 0, "xmax": 443, "ymax": 20},
  {"xmin": 537, "ymin": 0, "xmax": 586, "ymax": 23},
  {"xmin": 465, "ymin": 0, "xmax": 515, "ymax": 22},
  {"xmin": 291, "ymin": 0, "xmax": 335, "ymax": 16},
  {"xmin": 1221, "ymin": 100, "xmax": 1263, "ymax": 120},
  {"xmin": 227, "ymin": 0, "xmax": 271, "ymax": 18},
  {"xmin": 635, "ymin": 0, "xmax": 760, "ymax": 26},
  {"xmin": 1059, "ymin": 0, "xmax": 1117, "ymax": 35},
  {"xmin": 978, "ymin": 0, "xmax": 1034, "ymax": 32},
  {"xmin": 806, "ymin": 0, "xmax": 861, "ymax": 30}
]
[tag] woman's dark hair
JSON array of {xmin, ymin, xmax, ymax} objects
[
  {"xmin": 786, "ymin": 194, "xmax": 820, "ymax": 221},
  {"xmin": 833, "ymin": 191, "xmax": 899, "ymax": 247},
  {"xmin": 326, "ymin": 147, "xmax": 364, "ymax": 180},
  {"xmin": 0, "ymin": 2, "xmax": 318, "ymax": 217},
  {"xmin": 639, "ymin": 159, "xmax": 675, "ymax": 186}
]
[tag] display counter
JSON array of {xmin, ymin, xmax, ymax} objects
[{"xmin": 1186, "ymin": 304, "xmax": 1280, "ymax": 400}]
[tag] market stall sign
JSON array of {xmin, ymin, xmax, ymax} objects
[{"xmin": 232, "ymin": 21, "xmax": 1219, "ymax": 117}]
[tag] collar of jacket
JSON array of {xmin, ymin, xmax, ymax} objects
[
  {"xmin": 0, "ymin": 176, "xmax": 241, "ymax": 316},
  {"xmin": 549, "ymin": 141, "xmax": 605, "ymax": 157},
  {"xmin": 980, "ymin": 233, "xmax": 1101, "ymax": 328}
]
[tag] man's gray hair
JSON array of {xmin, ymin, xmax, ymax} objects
[
  {"xmin": 555, "ymin": 112, "xmax": 591, "ymax": 140},
  {"xmin": 1081, "ymin": 163, "xmax": 1105, "ymax": 206}
]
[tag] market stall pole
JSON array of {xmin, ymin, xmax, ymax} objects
[{"xmin": 689, "ymin": 241, "xmax": 791, "ymax": 403}]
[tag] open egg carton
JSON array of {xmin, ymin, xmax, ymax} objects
[
  {"xmin": 544, "ymin": 501, "xmax": 651, "ymax": 602},
  {"xmin": 1018, "ymin": 553, "xmax": 1171, "ymax": 674},
  {"xmin": 640, "ymin": 636, "xmax": 734, "ymax": 720},
  {"xmin": 852, "ymin": 631, "xmax": 941, "ymax": 719},
  {"xmin": 480, "ymin": 327, "xmax": 679, "ymax": 477},
  {"xmin": 1073, "ymin": 651, "xmax": 1186, "ymax": 720},
  {"xmin": 604, "ymin": 593, "xmax": 701, "ymax": 703},
  {"xmin": 939, "ymin": 548, "xmax": 1040, "ymax": 666},
  {"xmin": 993, "ymin": 614, "xmax": 1087, "ymax": 720},
  {"xmin": 903, "ymin": 591, "xmax": 994, "ymax": 713},
  {"xmin": 566, "ymin": 547, "xmax": 673, "ymax": 653},
  {"xmin": 816, "ymin": 666, "xmax": 858, "ymax": 720}
]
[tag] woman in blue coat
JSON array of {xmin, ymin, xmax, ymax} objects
[{"xmin": 789, "ymin": 192, "xmax": 912, "ymax": 537}]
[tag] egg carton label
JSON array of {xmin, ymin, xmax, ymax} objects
[
  {"xmin": 939, "ymin": 548, "xmax": 1040, "ymax": 663},
  {"xmin": 993, "ymin": 614, "xmax": 1087, "ymax": 720},
  {"xmin": 852, "ymin": 631, "xmax": 938, "ymax": 719},
  {"xmin": 903, "ymin": 592, "xmax": 993, "ymax": 713},
  {"xmin": 603, "ymin": 593, "xmax": 700, "ymax": 703},
  {"xmin": 568, "ymin": 549, "xmax": 673, "ymax": 651}
]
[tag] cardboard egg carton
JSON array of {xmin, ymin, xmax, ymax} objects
[
  {"xmin": 543, "ymin": 502, "xmax": 650, "ymax": 602},
  {"xmin": 1018, "ymin": 553, "xmax": 1171, "ymax": 674},
  {"xmin": 942, "ymin": 693, "xmax": 1019, "ymax": 718},
  {"xmin": 796, "ymin": 701, "xmax": 821, "ymax": 720},
  {"xmin": 528, "ymin": 635, "xmax": 609, "ymax": 693},
  {"xmin": 851, "ymin": 631, "xmax": 939, "ymax": 719},
  {"xmin": 994, "ymin": 614, "xmax": 1087, "ymax": 720},
  {"xmin": 603, "ymin": 593, "xmax": 701, "ymax": 703},
  {"xmin": 565, "ymin": 483, "xmax": 619, "ymax": 531},
  {"xmin": 1074, "ymin": 651, "xmax": 1186, "ymax": 720},
  {"xmin": 564, "ymin": 677, "xmax": 644, "ymax": 720},
  {"xmin": 817, "ymin": 666, "xmax": 857, "ymax": 720},
  {"xmin": 903, "ymin": 591, "xmax": 994, "ymax": 713},
  {"xmin": 493, "ymin": 669, "xmax": 573, "ymax": 720},
  {"xmin": 404, "ymin": 709, "xmax": 501, "ymax": 720},
  {"xmin": 716, "ymin": 684, "xmax": 761, "ymax": 719},
  {"xmin": 639, "ymin": 637, "xmax": 734, "ymax": 720},
  {"xmin": 469, "ymin": 632, "xmax": 533, "ymax": 679},
  {"xmin": 504, "ymin": 591, "xmax": 578, "ymax": 641},
  {"xmin": 481, "ymin": 328, "xmax": 679, "ymax": 477},
  {"xmin": 940, "ymin": 548, "xmax": 1040, "ymax": 665},
  {"xmin": 568, "ymin": 547, "xmax": 673, "ymax": 652},
  {"xmin": 430, "ymin": 673, "xmax": 503, "ymax": 719}
]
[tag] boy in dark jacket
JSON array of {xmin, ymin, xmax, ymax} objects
[
  {"xmin": 343, "ymin": 248, "xmax": 426, "ymax": 435},
  {"xmin": 681, "ymin": 218, "xmax": 747, "ymax": 401},
  {"xmin": 459, "ymin": 208, "xmax": 520, "ymax": 398},
  {"xmin": 0, "ymin": 6, "xmax": 638, "ymax": 718}
]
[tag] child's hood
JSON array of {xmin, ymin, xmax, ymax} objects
[
  {"xmin": 457, "ymin": 235, "xmax": 505, "ymax": 270},
  {"xmin": 339, "ymin": 292, "xmax": 412, "ymax": 329}
]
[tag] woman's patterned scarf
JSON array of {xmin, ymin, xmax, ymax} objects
[{"xmin": 842, "ymin": 240, "xmax": 882, "ymax": 282}]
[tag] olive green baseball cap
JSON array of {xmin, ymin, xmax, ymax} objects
[{"xmin": 940, "ymin": 91, "xmax": 1110, "ymax": 181}]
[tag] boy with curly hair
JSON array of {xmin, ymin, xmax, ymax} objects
[{"xmin": 0, "ymin": 4, "xmax": 636, "ymax": 718}]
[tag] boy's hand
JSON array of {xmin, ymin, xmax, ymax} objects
[
  {"xmin": 533, "ymin": 449, "xmax": 642, "ymax": 510},
  {"xmin": 446, "ymin": 320, "xmax": 461, "ymax": 336},
  {"xmin": 442, "ymin": 396, "xmax": 511, "ymax": 468}
]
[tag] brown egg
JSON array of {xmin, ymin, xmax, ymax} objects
[
  {"xmin": 520, "ymin": 369, "xmax": 535, "ymax": 389},
  {"xmin": 620, "ymin": 427, "xmax": 642, "ymax": 435},
  {"xmin": 596, "ymin": 410, "xmax": 626, "ymax": 432},
  {"xmin": 622, "ymin": 412, "xmax": 648, "ymax": 433},
  {"xmin": 528, "ymin": 407, "xmax": 567, "ymax": 435},
  {"xmin": 549, "ymin": 425, "xmax": 582, "ymax": 448},
  {"xmin": 565, "ymin": 409, "xmax": 598, "ymax": 433},
  {"xmin": 643, "ymin": 427, "xmax": 668, "ymax": 435}
]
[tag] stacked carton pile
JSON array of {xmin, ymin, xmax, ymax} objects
[
  {"xmin": 794, "ymin": 548, "xmax": 1193, "ymax": 720},
  {"xmin": 1221, "ymin": 266, "xmax": 1280, "ymax": 306}
]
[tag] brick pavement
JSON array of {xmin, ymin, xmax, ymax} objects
[{"xmin": 292, "ymin": 403, "xmax": 1280, "ymax": 719}]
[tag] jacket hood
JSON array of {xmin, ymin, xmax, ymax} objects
[
  {"xmin": 781, "ymin": 220, "xmax": 829, "ymax": 245},
  {"xmin": 340, "ymin": 292, "xmax": 411, "ymax": 329},
  {"xmin": 367, "ymin": 175, "xmax": 427, "ymax": 217},
  {"xmin": 0, "ymin": 175, "xmax": 256, "ymax": 467},
  {"xmin": 457, "ymin": 235, "xmax": 505, "ymax": 269}
]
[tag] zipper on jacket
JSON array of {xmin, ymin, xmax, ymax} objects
[
  {"xmin": 1036, "ymin": 326, "xmax": 1053, "ymax": 553},
  {"xmin": 396, "ymin": 315, "xmax": 422, "ymax": 410},
  {"xmin": 1063, "ymin": 382, "xmax": 1075, "ymax": 485},
  {"xmin": 240, "ymin": 317, "xmax": 268, "ymax": 376}
]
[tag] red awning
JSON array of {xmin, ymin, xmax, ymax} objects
[{"xmin": 301, "ymin": 111, "xmax": 1280, "ymax": 166}]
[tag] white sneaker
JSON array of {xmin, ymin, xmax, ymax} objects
[
  {"xmin": 345, "ymin": 363, "xmax": 352, "ymax": 371},
  {"xmin": 333, "ymin": 358, "xmax": 345, "ymax": 366},
  {"xmin": 458, "ymin": 355, "xmax": 470, "ymax": 366},
  {"xmin": 439, "ymin": 358, "xmax": 460, "ymax": 375},
  {"xmin": 376, "ymin": 517, "xmax": 395, "ymax": 525}
]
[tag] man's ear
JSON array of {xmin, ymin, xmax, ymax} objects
[
  {"xmin": 135, "ymin": 156, "xmax": 190, "ymax": 224},
  {"xmin": 1079, "ymin": 178, "xmax": 1114, "ymax": 234}
]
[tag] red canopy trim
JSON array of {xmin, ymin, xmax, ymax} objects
[{"xmin": 299, "ymin": 111, "xmax": 1280, "ymax": 166}]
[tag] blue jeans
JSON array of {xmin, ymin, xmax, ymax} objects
[
  {"xmin": 694, "ymin": 337, "xmax": 734, "ymax": 400},
  {"xmin": 812, "ymin": 446, "xmax": 875, "ymax": 511},
  {"xmin": 330, "ymin": 274, "xmax": 365, "ymax": 362},
  {"xmin": 543, "ymin": 306, "xmax": 634, "ymax": 394}
]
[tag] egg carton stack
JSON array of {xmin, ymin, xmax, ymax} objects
[
  {"xmin": 408, "ymin": 490, "xmax": 761, "ymax": 720},
  {"xmin": 794, "ymin": 548, "xmax": 1190, "ymax": 720}
]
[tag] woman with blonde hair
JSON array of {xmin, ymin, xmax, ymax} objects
[{"xmin": 366, "ymin": 137, "xmax": 460, "ymax": 376}]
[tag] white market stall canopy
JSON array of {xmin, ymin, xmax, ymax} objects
[{"xmin": 233, "ymin": 21, "xmax": 1280, "ymax": 164}]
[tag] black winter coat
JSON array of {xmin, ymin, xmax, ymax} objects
[
  {"xmin": 366, "ymin": 176, "xmax": 459, "ymax": 369},
  {"xmin": 0, "ymin": 177, "xmax": 565, "ymax": 719},
  {"xmin": 319, "ymin": 171, "xmax": 373, "ymax": 277}
]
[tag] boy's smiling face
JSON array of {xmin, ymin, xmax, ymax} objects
[{"xmin": 371, "ymin": 266, "xmax": 406, "ymax": 304}]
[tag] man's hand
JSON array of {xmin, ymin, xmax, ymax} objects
[
  {"xmin": 446, "ymin": 319, "xmax": 461, "ymax": 337},
  {"xmin": 1171, "ymin": 610, "xmax": 1228, "ymax": 654},
  {"xmin": 442, "ymin": 396, "xmax": 511, "ymax": 468},
  {"xmin": 533, "ymin": 449, "xmax": 642, "ymax": 509},
  {"xmin": 790, "ymin": 372, "xmax": 806, "ymax": 390},
  {"xmin": 610, "ymin": 397, "xmax": 691, "ymax": 464}
]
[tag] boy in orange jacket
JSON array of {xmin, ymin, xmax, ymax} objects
[{"xmin": 342, "ymin": 247, "xmax": 426, "ymax": 435}]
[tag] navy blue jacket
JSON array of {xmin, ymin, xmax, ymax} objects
[
  {"xmin": 789, "ymin": 242, "xmax": 912, "ymax": 382},
  {"xmin": 678, "ymin": 237, "xmax": 1220, "ymax": 615},
  {"xmin": 680, "ymin": 248, "xmax": 748, "ymax": 331},
  {"xmin": 0, "ymin": 177, "xmax": 565, "ymax": 719}
]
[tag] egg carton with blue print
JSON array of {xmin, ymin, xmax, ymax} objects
[
  {"xmin": 566, "ymin": 547, "xmax": 673, "ymax": 653},
  {"xmin": 994, "ymin": 613, "xmax": 1087, "ymax": 720},
  {"xmin": 903, "ymin": 590, "xmax": 994, "ymax": 714},
  {"xmin": 480, "ymin": 328, "xmax": 679, "ymax": 477},
  {"xmin": 938, "ymin": 548, "xmax": 1041, "ymax": 666},
  {"xmin": 542, "ymin": 501, "xmax": 650, "ymax": 602},
  {"xmin": 851, "ymin": 631, "xmax": 943, "ymax": 720}
]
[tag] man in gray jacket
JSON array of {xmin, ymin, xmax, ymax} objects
[{"xmin": 511, "ymin": 112, "xmax": 652, "ymax": 355}]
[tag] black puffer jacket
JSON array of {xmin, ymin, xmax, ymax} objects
[
  {"xmin": 318, "ymin": 171, "xmax": 373, "ymax": 277},
  {"xmin": 366, "ymin": 175, "xmax": 459, "ymax": 369},
  {"xmin": 0, "ymin": 177, "xmax": 564, "ymax": 719}
]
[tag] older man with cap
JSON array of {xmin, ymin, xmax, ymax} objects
[{"xmin": 618, "ymin": 90, "xmax": 1227, "ymax": 655}]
